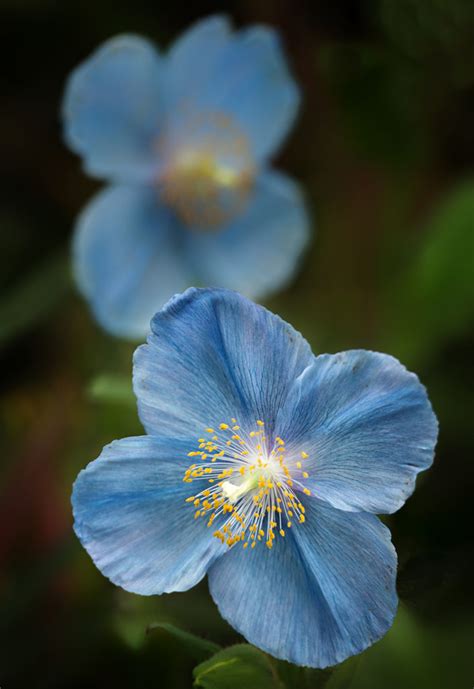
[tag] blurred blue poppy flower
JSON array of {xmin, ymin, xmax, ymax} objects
[
  {"xmin": 62, "ymin": 16, "xmax": 309, "ymax": 339},
  {"xmin": 72, "ymin": 288, "xmax": 438, "ymax": 668}
]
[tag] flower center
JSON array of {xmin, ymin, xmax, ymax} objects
[
  {"xmin": 183, "ymin": 419, "xmax": 312, "ymax": 550},
  {"xmin": 158, "ymin": 111, "xmax": 255, "ymax": 230}
]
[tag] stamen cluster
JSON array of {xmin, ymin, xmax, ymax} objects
[{"xmin": 183, "ymin": 419, "xmax": 311, "ymax": 550}]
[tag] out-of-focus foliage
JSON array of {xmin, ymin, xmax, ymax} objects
[
  {"xmin": 382, "ymin": 180, "xmax": 474, "ymax": 364},
  {"xmin": 148, "ymin": 622, "xmax": 221, "ymax": 661},
  {"xmin": 378, "ymin": 0, "xmax": 474, "ymax": 88},
  {"xmin": 193, "ymin": 644, "xmax": 283, "ymax": 689},
  {"xmin": 1, "ymin": 0, "xmax": 473, "ymax": 687}
]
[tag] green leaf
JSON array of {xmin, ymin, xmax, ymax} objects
[
  {"xmin": 193, "ymin": 644, "xmax": 282, "ymax": 689},
  {"xmin": 147, "ymin": 622, "xmax": 221, "ymax": 662},
  {"xmin": 382, "ymin": 180, "xmax": 474, "ymax": 364},
  {"xmin": 88, "ymin": 374, "xmax": 136, "ymax": 406},
  {"xmin": 0, "ymin": 251, "xmax": 71, "ymax": 346}
]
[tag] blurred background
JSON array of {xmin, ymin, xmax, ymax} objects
[{"xmin": 1, "ymin": 0, "xmax": 473, "ymax": 687}]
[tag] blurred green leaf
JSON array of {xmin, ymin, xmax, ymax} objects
[
  {"xmin": 0, "ymin": 251, "xmax": 71, "ymax": 346},
  {"xmin": 193, "ymin": 644, "xmax": 282, "ymax": 689},
  {"xmin": 88, "ymin": 374, "xmax": 136, "ymax": 406},
  {"xmin": 329, "ymin": 604, "xmax": 474, "ymax": 689},
  {"xmin": 147, "ymin": 622, "xmax": 221, "ymax": 661},
  {"xmin": 382, "ymin": 179, "xmax": 474, "ymax": 363}
]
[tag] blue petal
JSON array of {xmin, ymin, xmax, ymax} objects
[
  {"xmin": 72, "ymin": 435, "xmax": 226, "ymax": 595},
  {"xmin": 164, "ymin": 15, "xmax": 232, "ymax": 111},
  {"xmin": 165, "ymin": 24, "xmax": 300, "ymax": 162},
  {"xmin": 73, "ymin": 185, "xmax": 191, "ymax": 339},
  {"xmin": 63, "ymin": 35, "xmax": 163, "ymax": 182},
  {"xmin": 186, "ymin": 171, "xmax": 310, "ymax": 300},
  {"xmin": 208, "ymin": 497, "xmax": 397, "ymax": 668},
  {"xmin": 133, "ymin": 288, "xmax": 313, "ymax": 439},
  {"xmin": 276, "ymin": 350, "xmax": 438, "ymax": 514}
]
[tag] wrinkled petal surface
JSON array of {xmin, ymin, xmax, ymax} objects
[
  {"xmin": 187, "ymin": 171, "xmax": 309, "ymax": 299},
  {"xmin": 73, "ymin": 185, "xmax": 192, "ymax": 339},
  {"xmin": 209, "ymin": 497, "xmax": 397, "ymax": 668},
  {"xmin": 63, "ymin": 35, "xmax": 163, "ymax": 181},
  {"xmin": 276, "ymin": 350, "xmax": 438, "ymax": 514},
  {"xmin": 134, "ymin": 288, "xmax": 313, "ymax": 439},
  {"xmin": 72, "ymin": 435, "xmax": 226, "ymax": 595}
]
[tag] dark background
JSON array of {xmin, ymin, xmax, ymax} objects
[{"xmin": 1, "ymin": 1, "xmax": 473, "ymax": 687}]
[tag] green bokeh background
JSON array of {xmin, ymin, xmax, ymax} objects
[{"xmin": 1, "ymin": 1, "xmax": 473, "ymax": 687}]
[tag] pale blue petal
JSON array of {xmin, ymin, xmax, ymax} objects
[
  {"xmin": 276, "ymin": 350, "xmax": 438, "ymax": 514},
  {"xmin": 133, "ymin": 288, "xmax": 313, "ymax": 439},
  {"xmin": 209, "ymin": 497, "xmax": 397, "ymax": 668},
  {"xmin": 164, "ymin": 15, "xmax": 232, "ymax": 111},
  {"xmin": 63, "ymin": 35, "xmax": 163, "ymax": 182},
  {"xmin": 165, "ymin": 25, "xmax": 300, "ymax": 162},
  {"xmin": 186, "ymin": 171, "xmax": 310, "ymax": 299},
  {"xmin": 72, "ymin": 435, "xmax": 226, "ymax": 595},
  {"xmin": 73, "ymin": 185, "xmax": 191, "ymax": 339}
]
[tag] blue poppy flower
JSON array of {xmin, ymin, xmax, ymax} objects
[
  {"xmin": 63, "ymin": 16, "xmax": 309, "ymax": 339},
  {"xmin": 72, "ymin": 288, "xmax": 438, "ymax": 668}
]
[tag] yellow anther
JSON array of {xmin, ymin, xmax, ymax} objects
[
  {"xmin": 301, "ymin": 451, "xmax": 309, "ymax": 459},
  {"xmin": 194, "ymin": 511, "xmax": 201, "ymax": 519},
  {"xmin": 299, "ymin": 514, "xmax": 305, "ymax": 523},
  {"xmin": 280, "ymin": 529, "xmax": 285, "ymax": 537},
  {"xmin": 303, "ymin": 472, "xmax": 309, "ymax": 479},
  {"xmin": 185, "ymin": 496, "xmax": 195, "ymax": 502},
  {"xmin": 296, "ymin": 461, "xmax": 302, "ymax": 469},
  {"xmin": 232, "ymin": 425, "xmax": 240, "ymax": 430},
  {"xmin": 243, "ymin": 542, "xmax": 249, "ymax": 548},
  {"xmin": 251, "ymin": 542, "xmax": 256, "ymax": 548},
  {"xmin": 258, "ymin": 529, "xmax": 265, "ymax": 537},
  {"xmin": 206, "ymin": 428, "xmax": 214, "ymax": 433},
  {"xmin": 219, "ymin": 423, "xmax": 229, "ymax": 430},
  {"xmin": 303, "ymin": 488, "xmax": 311, "ymax": 496},
  {"xmin": 256, "ymin": 420, "xmax": 264, "ymax": 426},
  {"xmin": 287, "ymin": 521, "xmax": 292, "ymax": 528}
]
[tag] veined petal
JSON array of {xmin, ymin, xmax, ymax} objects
[
  {"xmin": 72, "ymin": 436, "xmax": 226, "ymax": 595},
  {"xmin": 133, "ymin": 288, "xmax": 313, "ymax": 438},
  {"xmin": 208, "ymin": 497, "xmax": 397, "ymax": 668},
  {"xmin": 276, "ymin": 350, "xmax": 438, "ymax": 514},
  {"xmin": 63, "ymin": 35, "xmax": 163, "ymax": 182},
  {"xmin": 166, "ymin": 24, "xmax": 300, "ymax": 162},
  {"xmin": 186, "ymin": 171, "xmax": 310, "ymax": 300},
  {"xmin": 73, "ymin": 185, "xmax": 191, "ymax": 340}
]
